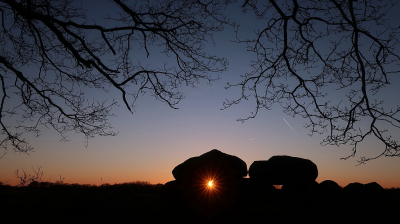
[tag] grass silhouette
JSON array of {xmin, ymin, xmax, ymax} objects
[{"xmin": 1, "ymin": 180, "xmax": 400, "ymax": 223}]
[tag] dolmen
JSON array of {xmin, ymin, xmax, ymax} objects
[
  {"xmin": 249, "ymin": 155, "xmax": 318, "ymax": 193},
  {"xmin": 163, "ymin": 150, "xmax": 388, "ymax": 218},
  {"xmin": 168, "ymin": 149, "xmax": 248, "ymax": 216}
]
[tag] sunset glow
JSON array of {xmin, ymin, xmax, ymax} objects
[{"xmin": 1, "ymin": 0, "xmax": 400, "ymax": 190}]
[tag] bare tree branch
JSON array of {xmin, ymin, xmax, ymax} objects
[
  {"xmin": 0, "ymin": 0, "xmax": 230, "ymax": 153},
  {"xmin": 225, "ymin": 0, "xmax": 400, "ymax": 163}
]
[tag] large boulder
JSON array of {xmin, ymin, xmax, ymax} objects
[
  {"xmin": 249, "ymin": 155, "xmax": 318, "ymax": 185},
  {"xmin": 318, "ymin": 180, "xmax": 342, "ymax": 194},
  {"xmin": 171, "ymin": 149, "xmax": 248, "ymax": 216},
  {"xmin": 172, "ymin": 149, "xmax": 247, "ymax": 182},
  {"xmin": 248, "ymin": 161, "xmax": 270, "ymax": 183}
]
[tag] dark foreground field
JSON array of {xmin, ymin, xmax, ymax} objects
[{"xmin": 1, "ymin": 182, "xmax": 400, "ymax": 223}]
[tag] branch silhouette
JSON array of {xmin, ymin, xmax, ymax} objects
[
  {"xmin": 224, "ymin": 0, "xmax": 400, "ymax": 163},
  {"xmin": 0, "ymin": 0, "xmax": 230, "ymax": 153}
]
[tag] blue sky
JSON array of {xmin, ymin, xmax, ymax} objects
[{"xmin": 1, "ymin": 0, "xmax": 400, "ymax": 188}]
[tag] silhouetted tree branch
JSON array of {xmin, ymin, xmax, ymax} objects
[
  {"xmin": 0, "ymin": 0, "xmax": 230, "ymax": 153},
  {"xmin": 224, "ymin": 0, "xmax": 400, "ymax": 163},
  {"xmin": 14, "ymin": 165, "xmax": 43, "ymax": 186}
]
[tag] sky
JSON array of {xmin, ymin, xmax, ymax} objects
[{"xmin": 1, "ymin": 0, "xmax": 400, "ymax": 188}]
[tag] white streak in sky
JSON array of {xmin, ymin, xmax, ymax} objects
[
  {"xmin": 283, "ymin": 118, "xmax": 299, "ymax": 137},
  {"xmin": 248, "ymin": 138, "xmax": 256, "ymax": 141}
]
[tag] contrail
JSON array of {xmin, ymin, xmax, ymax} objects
[{"xmin": 283, "ymin": 118, "xmax": 299, "ymax": 136}]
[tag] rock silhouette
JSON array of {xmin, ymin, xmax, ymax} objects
[
  {"xmin": 342, "ymin": 182, "xmax": 387, "ymax": 205},
  {"xmin": 248, "ymin": 161, "xmax": 269, "ymax": 182},
  {"xmin": 165, "ymin": 149, "xmax": 388, "ymax": 220},
  {"xmin": 343, "ymin": 182, "xmax": 364, "ymax": 194},
  {"xmin": 249, "ymin": 155, "xmax": 318, "ymax": 192},
  {"xmin": 318, "ymin": 180, "xmax": 341, "ymax": 193},
  {"xmin": 171, "ymin": 149, "xmax": 248, "ymax": 216},
  {"xmin": 343, "ymin": 182, "xmax": 385, "ymax": 195},
  {"xmin": 364, "ymin": 182, "xmax": 385, "ymax": 194},
  {"xmin": 172, "ymin": 149, "xmax": 247, "ymax": 181}
]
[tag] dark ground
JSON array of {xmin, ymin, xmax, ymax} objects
[{"xmin": 1, "ymin": 183, "xmax": 400, "ymax": 224}]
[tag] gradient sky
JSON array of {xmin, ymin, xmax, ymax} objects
[{"xmin": 1, "ymin": 0, "xmax": 400, "ymax": 188}]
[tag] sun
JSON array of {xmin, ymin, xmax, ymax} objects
[
  {"xmin": 195, "ymin": 167, "xmax": 224, "ymax": 198},
  {"xmin": 208, "ymin": 180, "xmax": 214, "ymax": 188}
]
